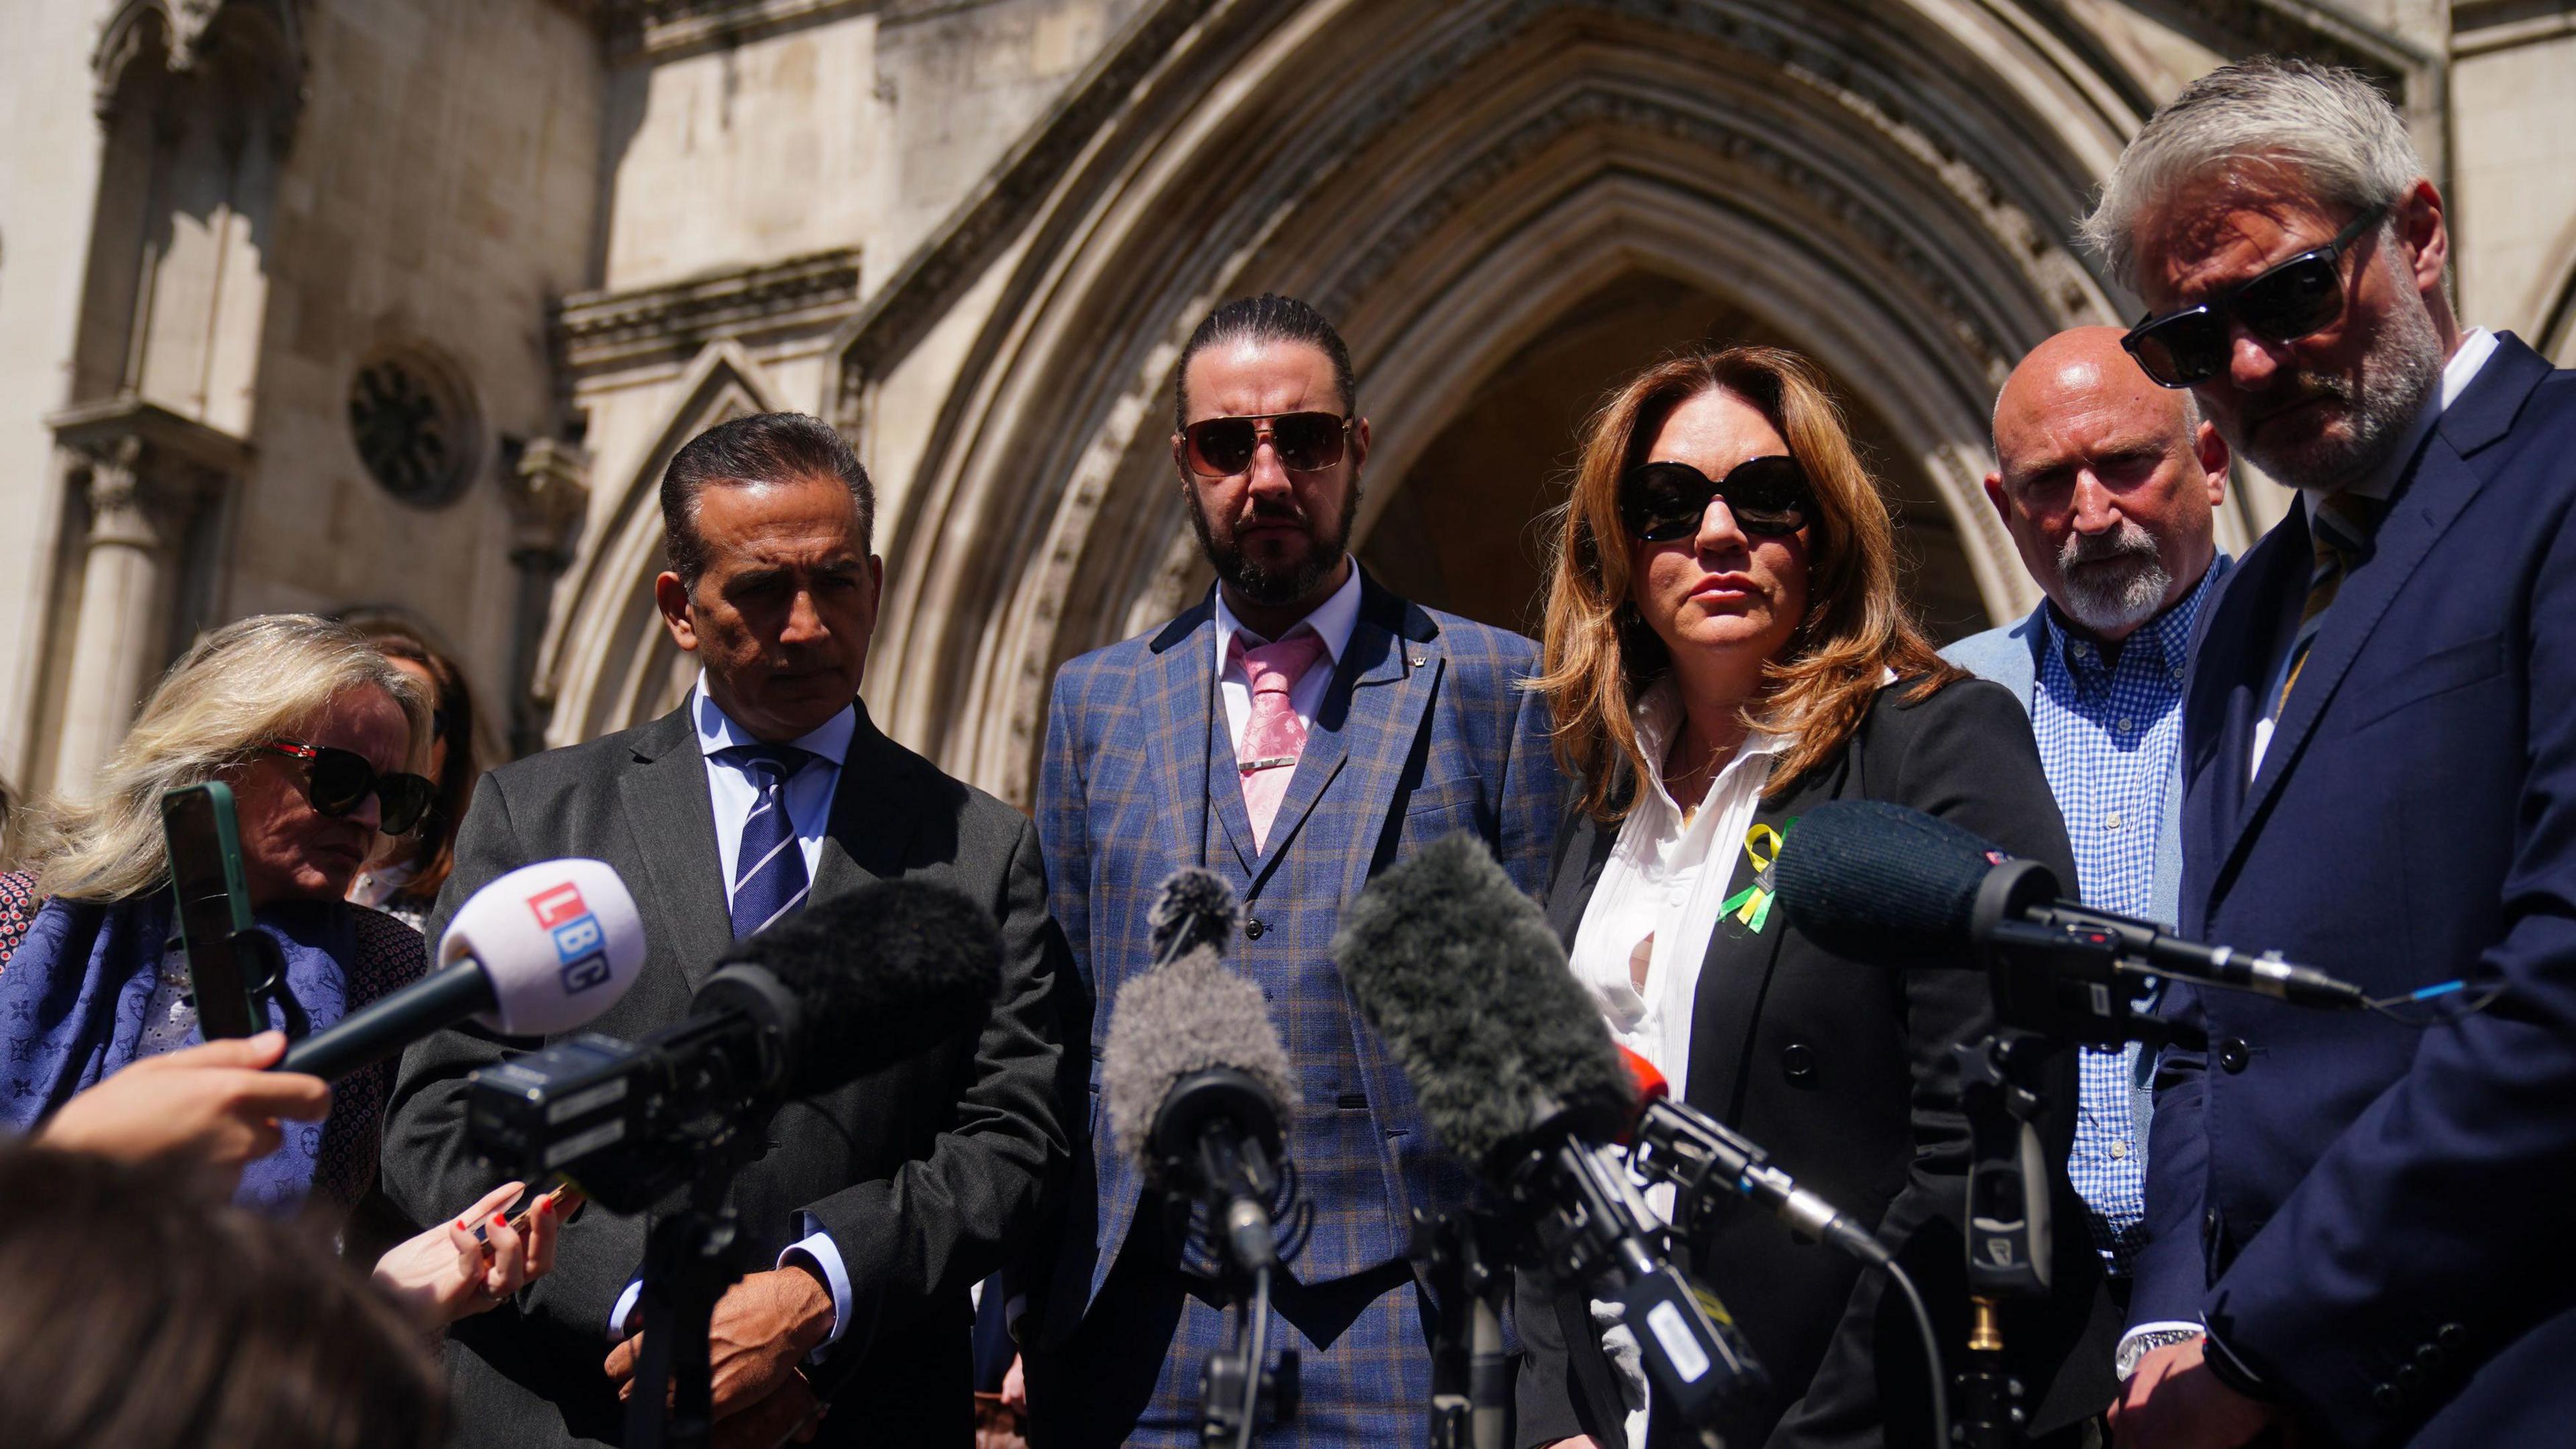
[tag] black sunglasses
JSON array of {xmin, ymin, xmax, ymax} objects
[
  {"xmin": 1180, "ymin": 411, "xmax": 1353, "ymax": 478},
  {"xmin": 2122, "ymin": 204, "xmax": 2389, "ymax": 388},
  {"xmin": 1619, "ymin": 456, "xmax": 1814, "ymax": 543},
  {"xmin": 261, "ymin": 740, "xmax": 436, "ymax": 835}
]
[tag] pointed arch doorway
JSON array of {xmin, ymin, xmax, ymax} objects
[{"xmin": 1357, "ymin": 269, "xmax": 1988, "ymax": 642}]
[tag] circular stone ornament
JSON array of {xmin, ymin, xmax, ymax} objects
[{"xmin": 348, "ymin": 350, "xmax": 478, "ymax": 506}]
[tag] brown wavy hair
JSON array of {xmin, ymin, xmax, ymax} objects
[
  {"xmin": 353, "ymin": 624, "xmax": 479, "ymax": 910},
  {"xmin": 1534, "ymin": 345, "xmax": 1960, "ymax": 822}
]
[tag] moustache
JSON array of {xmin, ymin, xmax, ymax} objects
[
  {"xmin": 2060, "ymin": 524, "xmax": 2159, "ymax": 569},
  {"xmin": 2245, "ymin": 372, "xmax": 2355, "ymax": 428}
]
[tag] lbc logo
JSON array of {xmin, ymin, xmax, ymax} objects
[{"xmin": 527, "ymin": 882, "xmax": 612, "ymax": 995}]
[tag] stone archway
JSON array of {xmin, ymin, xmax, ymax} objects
[
  {"xmin": 1355, "ymin": 268, "xmax": 1991, "ymax": 643},
  {"xmin": 857, "ymin": 0, "xmax": 2139, "ymax": 803}
]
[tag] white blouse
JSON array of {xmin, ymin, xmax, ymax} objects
[{"xmin": 1566, "ymin": 677, "xmax": 1784, "ymax": 1102}]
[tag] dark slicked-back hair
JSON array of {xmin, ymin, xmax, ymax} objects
[
  {"xmin": 661, "ymin": 412, "xmax": 874, "ymax": 588},
  {"xmin": 1173, "ymin": 292, "xmax": 1359, "ymax": 431}
]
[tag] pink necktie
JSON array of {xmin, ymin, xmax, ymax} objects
[{"xmin": 1229, "ymin": 629, "xmax": 1331, "ymax": 851}]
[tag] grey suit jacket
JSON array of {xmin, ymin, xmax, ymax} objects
[{"xmin": 379, "ymin": 700, "xmax": 1071, "ymax": 1448}]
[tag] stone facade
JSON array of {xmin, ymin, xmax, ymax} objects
[{"xmin": 4, "ymin": 0, "xmax": 2570, "ymax": 809}]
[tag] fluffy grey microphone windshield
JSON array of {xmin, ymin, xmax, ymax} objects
[
  {"xmin": 1334, "ymin": 832, "xmax": 1629, "ymax": 1177},
  {"xmin": 1101, "ymin": 942, "xmax": 1297, "ymax": 1183},
  {"xmin": 1148, "ymin": 867, "xmax": 1239, "ymax": 964}
]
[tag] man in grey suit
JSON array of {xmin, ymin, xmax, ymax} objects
[
  {"xmin": 1942, "ymin": 326, "xmax": 2230, "ymax": 1354},
  {"xmin": 381, "ymin": 413, "xmax": 1069, "ymax": 1447}
]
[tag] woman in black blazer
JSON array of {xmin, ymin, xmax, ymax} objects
[{"xmin": 1517, "ymin": 346, "xmax": 2108, "ymax": 1448}]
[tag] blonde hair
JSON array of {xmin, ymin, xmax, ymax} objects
[
  {"xmin": 36, "ymin": 615, "xmax": 431, "ymax": 903},
  {"xmin": 1534, "ymin": 345, "xmax": 1960, "ymax": 823}
]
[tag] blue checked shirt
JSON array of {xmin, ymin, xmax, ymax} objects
[{"xmin": 2032, "ymin": 570, "xmax": 2214, "ymax": 1274}]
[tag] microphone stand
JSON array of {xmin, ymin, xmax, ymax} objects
[
  {"xmin": 625, "ymin": 1136, "xmax": 757, "ymax": 1449},
  {"xmin": 1415, "ymin": 1208, "xmax": 1512, "ymax": 1449}
]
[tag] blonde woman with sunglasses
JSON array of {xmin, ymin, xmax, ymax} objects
[{"xmin": 0, "ymin": 614, "xmax": 435, "ymax": 1218}]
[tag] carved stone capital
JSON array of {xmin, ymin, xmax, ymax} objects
[
  {"xmin": 504, "ymin": 438, "xmax": 593, "ymax": 566},
  {"xmin": 93, "ymin": 0, "xmax": 307, "ymax": 144},
  {"xmin": 50, "ymin": 398, "xmax": 250, "ymax": 553}
]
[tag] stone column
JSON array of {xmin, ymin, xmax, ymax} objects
[
  {"xmin": 500, "ymin": 438, "xmax": 591, "ymax": 759},
  {"xmin": 53, "ymin": 438, "xmax": 182, "ymax": 793}
]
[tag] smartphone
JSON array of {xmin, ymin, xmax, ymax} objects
[{"xmin": 161, "ymin": 782, "xmax": 264, "ymax": 1039}]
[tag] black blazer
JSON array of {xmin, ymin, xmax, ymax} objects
[
  {"xmin": 1515, "ymin": 677, "xmax": 2113, "ymax": 1448},
  {"xmin": 379, "ymin": 702, "xmax": 1071, "ymax": 1448}
]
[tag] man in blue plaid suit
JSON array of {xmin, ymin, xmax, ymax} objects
[{"xmin": 1022, "ymin": 294, "xmax": 1562, "ymax": 1446}]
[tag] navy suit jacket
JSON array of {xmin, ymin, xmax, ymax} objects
[
  {"xmin": 2141, "ymin": 333, "xmax": 2576, "ymax": 1444},
  {"xmin": 1032, "ymin": 569, "xmax": 1562, "ymax": 1340}
]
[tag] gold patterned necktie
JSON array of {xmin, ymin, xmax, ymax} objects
[{"xmin": 2277, "ymin": 492, "xmax": 2385, "ymax": 713}]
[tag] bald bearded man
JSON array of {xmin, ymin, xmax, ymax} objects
[{"xmin": 1943, "ymin": 326, "xmax": 2231, "ymax": 1347}]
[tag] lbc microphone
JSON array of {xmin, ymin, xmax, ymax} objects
[
  {"xmin": 466, "ymin": 876, "xmax": 1002, "ymax": 1211},
  {"xmin": 276, "ymin": 859, "xmax": 646, "ymax": 1081},
  {"xmin": 1102, "ymin": 868, "xmax": 1295, "ymax": 1275},
  {"xmin": 1336, "ymin": 833, "xmax": 1766, "ymax": 1426},
  {"xmin": 1771, "ymin": 800, "xmax": 2368, "ymax": 1009}
]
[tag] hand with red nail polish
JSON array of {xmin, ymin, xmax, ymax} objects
[{"xmin": 371, "ymin": 1180, "xmax": 564, "ymax": 1331}]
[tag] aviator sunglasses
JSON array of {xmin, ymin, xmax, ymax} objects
[
  {"xmin": 1619, "ymin": 455, "xmax": 1814, "ymax": 543},
  {"xmin": 260, "ymin": 740, "xmax": 436, "ymax": 835},
  {"xmin": 1180, "ymin": 411, "xmax": 1354, "ymax": 478},
  {"xmin": 2121, "ymin": 203, "xmax": 2389, "ymax": 388}
]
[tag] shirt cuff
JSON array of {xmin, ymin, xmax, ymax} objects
[
  {"xmin": 2116, "ymin": 1320, "xmax": 2204, "ymax": 1380},
  {"xmin": 608, "ymin": 1277, "xmax": 643, "ymax": 1341},
  {"xmin": 780, "ymin": 1212, "xmax": 850, "ymax": 1356}
]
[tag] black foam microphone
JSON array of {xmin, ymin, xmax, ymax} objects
[
  {"xmin": 464, "ymin": 878, "xmax": 1002, "ymax": 1212},
  {"xmin": 1103, "ymin": 869, "xmax": 1295, "ymax": 1275},
  {"xmin": 1772, "ymin": 800, "xmax": 2367, "ymax": 1008},
  {"xmin": 1336, "ymin": 833, "xmax": 1766, "ymax": 1427}
]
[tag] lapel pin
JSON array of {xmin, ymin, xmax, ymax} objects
[{"xmin": 1409, "ymin": 654, "xmax": 1427, "ymax": 668}]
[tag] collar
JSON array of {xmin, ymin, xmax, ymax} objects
[
  {"xmin": 691, "ymin": 672, "xmax": 857, "ymax": 767},
  {"xmin": 2041, "ymin": 557, "xmax": 2220, "ymax": 680},
  {"xmin": 1629, "ymin": 676, "xmax": 1786, "ymax": 820},
  {"xmin": 1212, "ymin": 558, "xmax": 1365, "ymax": 664},
  {"xmin": 2302, "ymin": 325, "xmax": 2498, "ymax": 514}
]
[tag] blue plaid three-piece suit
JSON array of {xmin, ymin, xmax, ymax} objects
[{"xmin": 1029, "ymin": 570, "xmax": 1562, "ymax": 1446}]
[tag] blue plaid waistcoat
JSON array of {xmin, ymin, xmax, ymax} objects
[{"xmin": 1034, "ymin": 574, "xmax": 1563, "ymax": 1326}]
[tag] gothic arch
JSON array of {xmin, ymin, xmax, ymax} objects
[
  {"xmin": 858, "ymin": 0, "xmax": 2149, "ymax": 802},
  {"xmin": 535, "ymin": 341, "xmax": 790, "ymax": 746}
]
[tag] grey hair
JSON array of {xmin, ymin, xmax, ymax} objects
[
  {"xmin": 34, "ymin": 615, "xmax": 431, "ymax": 903},
  {"xmin": 2082, "ymin": 57, "xmax": 2422, "ymax": 290}
]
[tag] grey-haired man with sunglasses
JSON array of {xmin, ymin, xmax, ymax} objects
[
  {"xmin": 2085, "ymin": 58, "xmax": 2576, "ymax": 1449},
  {"xmin": 1020, "ymin": 294, "xmax": 1562, "ymax": 1446}
]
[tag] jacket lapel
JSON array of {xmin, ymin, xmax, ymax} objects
[
  {"xmin": 616, "ymin": 706, "xmax": 735, "ymax": 993},
  {"xmin": 1143, "ymin": 596, "xmax": 1223, "ymax": 873},
  {"xmin": 810, "ymin": 704, "xmax": 920, "ymax": 907},
  {"xmin": 1690, "ymin": 757, "xmax": 1844, "ymax": 1122}
]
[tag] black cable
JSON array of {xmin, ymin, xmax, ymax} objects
[
  {"xmin": 1881, "ymin": 1258, "xmax": 1950, "ymax": 1449},
  {"xmin": 1236, "ymin": 1263, "xmax": 1271, "ymax": 1449}
]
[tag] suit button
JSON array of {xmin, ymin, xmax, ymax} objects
[
  {"xmin": 1244, "ymin": 917, "xmax": 1266, "ymax": 940},
  {"xmin": 2438, "ymin": 1322, "xmax": 2468, "ymax": 1352},
  {"xmin": 1782, "ymin": 1042, "xmax": 1815, "ymax": 1084},
  {"xmin": 2394, "ymin": 1364, "xmax": 2423, "ymax": 1395},
  {"xmin": 2416, "ymin": 1344, "xmax": 2444, "ymax": 1372},
  {"xmin": 2216, "ymin": 1037, "xmax": 2251, "ymax": 1073},
  {"xmin": 2373, "ymin": 1383, "xmax": 2402, "ymax": 1412}
]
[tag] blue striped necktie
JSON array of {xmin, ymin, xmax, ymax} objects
[{"xmin": 722, "ymin": 743, "xmax": 814, "ymax": 939}]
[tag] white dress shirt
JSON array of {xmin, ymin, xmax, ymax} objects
[
  {"xmin": 1567, "ymin": 677, "xmax": 1785, "ymax": 1100},
  {"xmin": 2251, "ymin": 327, "xmax": 2498, "ymax": 775},
  {"xmin": 1212, "ymin": 561, "xmax": 1364, "ymax": 749},
  {"xmin": 610, "ymin": 677, "xmax": 860, "ymax": 1350}
]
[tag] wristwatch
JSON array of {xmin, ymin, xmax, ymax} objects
[{"xmin": 2116, "ymin": 1327, "xmax": 2204, "ymax": 1380}]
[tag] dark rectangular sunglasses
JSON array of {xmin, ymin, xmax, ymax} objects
[
  {"xmin": 262, "ymin": 740, "xmax": 435, "ymax": 835},
  {"xmin": 2121, "ymin": 203, "xmax": 2387, "ymax": 388},
  {"xmin": 1181, "ymin": 411, "xmax": 1352, "ymax": 478},
  {"xmin": 1619, "ymin": 455, "xmax": 1814, "ymax": 542}
]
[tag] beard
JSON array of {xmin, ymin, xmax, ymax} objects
[
  {"xmin": 2052, "ymin": 520, "xmax": 2174, "ymax": 637},
  {"xmin": 2224, "ymin": 286, "xmax": 2446, "ymax": 490},
  {"xmin": 1187, "ymin": 480, "xmax": 1362, "ymax": 608}
]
